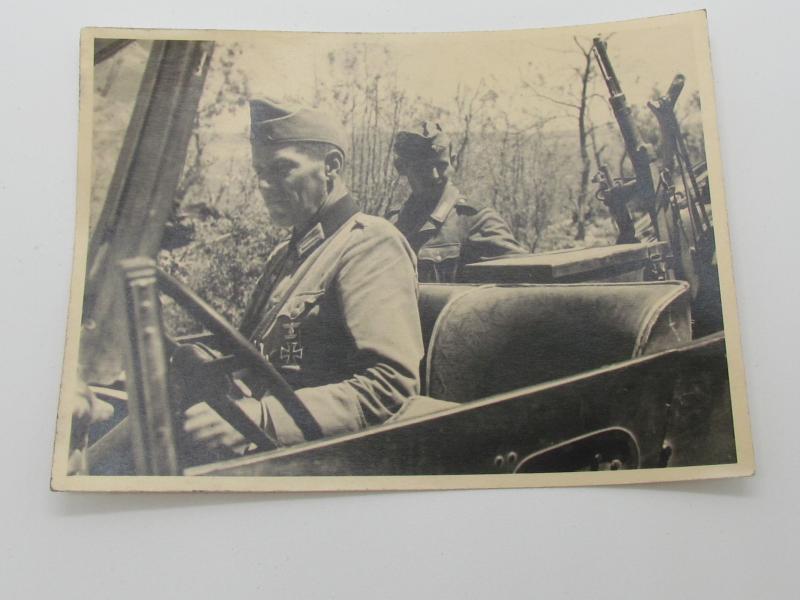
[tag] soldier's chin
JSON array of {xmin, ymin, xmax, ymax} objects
[
  {"xmin": 425, "ymin": 179, "xmax": 446, "ymax": 194},
  {"xmin": 411, "ymin": 179, "xmax": 444, "ymax": 196},
  {"xmin": 266, "ymin": 204, "xmax": 293, "ymax": 228}
]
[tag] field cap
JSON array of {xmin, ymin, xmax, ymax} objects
[
  {"xmin": 394, "ymin": 122, "xmax": 452, "ymax": 162},
  {"xmin": 250, "ymin": 98, "xmax": 347, "ymax": 157}
]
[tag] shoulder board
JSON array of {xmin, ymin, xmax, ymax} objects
[
  {"xmin": 453, "ymin": 198, "xmax": 483, "ymax": 214},
  {"xmin": 354, "ymin": 212, "xmax": 392, "ymax": 230}
]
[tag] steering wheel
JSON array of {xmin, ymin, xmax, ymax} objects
[{"xmin": 156, "ymin": 268, "xmax": 325, "ymax": 451}]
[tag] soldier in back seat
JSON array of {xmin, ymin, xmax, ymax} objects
[{"xmin": 387, "ymin": 123, "xmax": 527, "ymax": 282}]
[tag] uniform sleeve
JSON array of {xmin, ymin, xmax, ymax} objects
[
  {"xmin": 464, "ymin": 207, "xmax": 528, "ymax": 263},
  {"xmin": 262, "ymin": 222, "xmax": 424, "ymax": 446}
]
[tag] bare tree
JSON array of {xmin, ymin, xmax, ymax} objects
[
  {"xmin": 312, "ymin": 43, "xmax": 423, "ymax": 216},
  {"xmin": 479, "ymin": 104, "xmax": 565, "ymax": 252},
  {"xmin": 523, "ymin": 35, "xmax": 607, "ymax": 241},
  {"xmin": 452, "ymin": 81, "xmax": 495, "ymax": 173},
  {"xmin": 176, "ymin": 43, "xmax": 252, "ymax": 206}
]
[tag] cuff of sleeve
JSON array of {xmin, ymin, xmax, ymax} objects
[{"xmin": 261, "ymin": 394, "xmax": 307, "ymax": 447}]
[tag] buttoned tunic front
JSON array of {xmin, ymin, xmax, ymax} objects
[
  {"xmin": 387, "ymin": 182, "xmax": 528, "ymax": 283},
  {"xmin": 239, "ymin": 194, "xmax": 424, "ymax": 446}
]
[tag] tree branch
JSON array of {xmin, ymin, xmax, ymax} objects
[{"xmin": 530, "ymin": 91, "xmax": 581, "ymax": 111}]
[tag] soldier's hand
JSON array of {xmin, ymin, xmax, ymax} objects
[
  {"xmin": 183, "ymin": 398, "xmax": 263, "ymax": 454},
  {"xmin": 69, "ymin": 381, "xmax": 115, "ymax": 475},
  {"xmin": 73, "ymin": 381, "xmax": 115, "ymax": 429}
]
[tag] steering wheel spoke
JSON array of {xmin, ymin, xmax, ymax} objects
[{"xmin": 155, "ymin": 268, "xmax": 325, "ymax": 448}]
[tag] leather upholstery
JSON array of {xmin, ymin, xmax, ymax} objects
[
  {"xmin": 418, "ymin": 283, "xmax": 481, "ymax": 351},
  {"xmin": 422, "ymin": 282, "xmax": 691, "ymax": 402}
]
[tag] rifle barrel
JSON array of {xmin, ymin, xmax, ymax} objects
[{"xmin": 592, "ymin": 38, "xmax": 622, "ymax": 97}]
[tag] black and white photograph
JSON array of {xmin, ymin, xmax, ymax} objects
[{"xmin": 50, "ymin": 10, "xmax": 753, "ymax": 491}]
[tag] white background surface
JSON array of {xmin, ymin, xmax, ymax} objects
[{"xmin": 1, "ymin": 1, "xmax": 797, "ymax": 597}]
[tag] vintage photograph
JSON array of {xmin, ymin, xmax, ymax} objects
[{"xmin": 51, "ymin": 10, "xmax": 753, "ymax": 491}]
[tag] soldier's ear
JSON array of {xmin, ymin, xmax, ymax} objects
[
  {"xmin": 450, "ymin": 153, "xmax": 458, "ymax": 170},
  {"xmin": 324, "ymin": 149, "xmax": 344, "ymax": 179}
]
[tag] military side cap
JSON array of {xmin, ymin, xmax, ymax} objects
[
  {"xmin": 250, "ymin": 98, "xmax": 347, "ymax": 157},
  {"xmin": 394, "ymin": 122, "xmax": 452, "ymax": 162}
]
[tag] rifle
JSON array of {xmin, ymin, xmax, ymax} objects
[
  {"xmin": 591, "ymin": 37, "xmax": 674, "ymax": 248},
  {"xmin": 648, "ymin": 75, "xmax": 714, "ymax": 264},
  {"xmin": 592, "ymin": 164, "xmax": 638, "ymax": 245}
]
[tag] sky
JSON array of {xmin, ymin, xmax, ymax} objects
[
  {"xmin": 229, "ymin": 17, "xmax": 702, "ymax": 130},
  {"xmin": 94, "ymin": 14, "xmax": 706, "ymax": 143}
]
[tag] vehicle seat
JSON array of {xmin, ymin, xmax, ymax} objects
[
  {"xmin": 418, "ymin": 284, "xmax": 483, "ymax": 351},
  {"xmin": 425, "ymin": 281, "xmax": 691, "ymax": 402}
]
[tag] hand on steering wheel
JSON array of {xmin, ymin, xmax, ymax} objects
[
  {"xmin": 157, "ymin": 268, "xmax": 324, "ymax": 450},
  {"xmin": 183, "ymin": 398, "xmax": 262, "ymax": 454}
]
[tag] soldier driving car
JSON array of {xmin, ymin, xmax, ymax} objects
[
  {"xmin": 182, "ymin": 99, "xmax": 424, "ymax": 453},
  {"xmin": 387, "ymin": 123, "xmax": 527, "ymax": 282}
]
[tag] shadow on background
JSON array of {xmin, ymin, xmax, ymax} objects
[
  {"xmin": 51, "ymin": 488, "xmax": 376, "ymax": 517},
  {"xmin": 626, "ymin": 474, "xmax": 754, "ymax": 497},
  {"xmin": 51, "ymin": 472, "xmax": 754, "ymax": 517}
]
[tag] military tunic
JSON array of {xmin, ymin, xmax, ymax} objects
[
  {"xmin": 238, "ymin": 194, "xmax": 424, "ymax": 447},
  {"xmin": 387, "ymin": 182, "xmax": 527, "ymax": 283}
]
